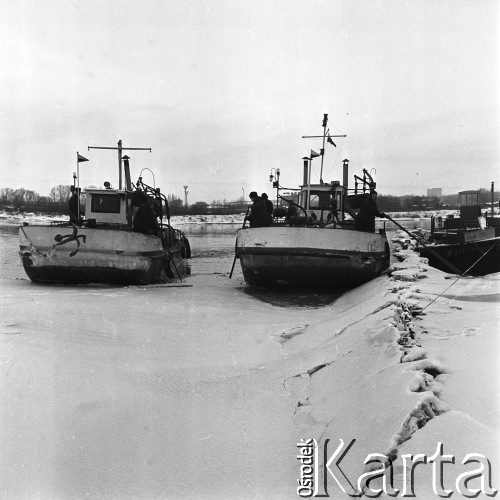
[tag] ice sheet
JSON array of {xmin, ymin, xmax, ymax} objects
[{"xmin": 0, "ymin": 236, "xmax": 498, "ymax": 499}]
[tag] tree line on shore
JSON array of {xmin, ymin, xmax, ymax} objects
[
  {"xmin": 1, "ymin": 185, "xmax": 498, "ymax": 216},
  {"xmin": 0, "ymin": 186, "xmax": 244, "ymax": 216}
]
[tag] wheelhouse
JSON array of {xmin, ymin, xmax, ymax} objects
[
  {"xmin": 84, "ymin": 188, "xmax": 129, "ymax": 226},
  {"xmin": 458, "ymin": 190, "xmax": 481, "ymax": 219},
  {"xmin": 297, "ymin": 182, "xmax": 344, "ymax": 223}
]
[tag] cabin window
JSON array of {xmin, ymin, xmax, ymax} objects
[
  {"xmin": 91, "ymin": 193, "xmax": 121, "ymax": 213},
  {"xmin": 459, "ymin": 192, "xmax": 478, "ymax": 207},
  {"xmin": 309, "ymin": 192, "xmax": 331, "ymax": 209}
]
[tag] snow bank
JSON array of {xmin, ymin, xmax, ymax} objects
[
  {"xmin": 0, "ymin": 211, "xmax": 66, "ymax": 226},
  {"xmin": 385, "ymin": 209, "xmax": 460, "ymax": 219},
  {"xmin": 0, "ymin": 211, "xmax": 245, "ymax": 227},
  {"xmin": 278, "ymin": 237, "xmax": 499, "ymax": 498},
  {"xmin": 172, "ymin": 214, "xmax": 245, "ymax": 225}
]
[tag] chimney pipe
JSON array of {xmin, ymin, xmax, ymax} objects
[
  {"xmin": 342, "ymin": 159, "xmax": 349, "ymax": 190},
  {"xmin": 303, "ymin": 158, "xmax": 309, "ymax": 186},
  {"xmin": 492, "ymin": 181, "xmax": 495, "ymax": 218},
  {"xmin": 122, "ymin": 155, "xmax": 131, "ymax": 191}
]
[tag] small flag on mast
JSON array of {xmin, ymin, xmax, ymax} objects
[
  {"xmin": 77, "ymin": 153, "xmax": 89, "ymax": 163},
  {"xmin": 310, "ymin": 149, "xmax": 320, "ymax": 158},
  {"xmin": 327, "ymin": 135, "xmax": 336, "ymax": 147}
]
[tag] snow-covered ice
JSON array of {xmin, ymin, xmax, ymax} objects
[
  {"xmin": 280, "ymin": 243, "xmax": 499, "ymax": 498},
  {"xmin": 0, "ymin": 229, "xmax": 498, "ymax": 499}
]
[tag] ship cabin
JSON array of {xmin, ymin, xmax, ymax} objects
[
  {"xmin": 298, "ymin": 182, "xmax": 344, "ymax": 223},
  {"xmin": 433, "ymin": 190, "xmax": 497, "ymax": 243},
  {"xmin": 442, "ymin": 190, "xmax": 482, "ymax": 231},
  {"xmin": 456, "ymin": 190, "xmax": 500, "ymax": 237},
  {"xmin": 83, "ymin": 187, "xmax": 130, "ymax": 228},
  {"xmin": 458, "ymin": 190, "xmax": 481, "ymax": 220}
]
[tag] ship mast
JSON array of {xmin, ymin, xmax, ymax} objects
[
  {"xmin": 301, "ymin": 116, "xmax": 347, "ymax": 217},
  {"xmin": 301, "ymin": 115, "xmax": 347, "ymax": 185},
  {"xmin": 319, "ymin": 114, "xmax": 327, "ymax": 184},
  {"xmin": 88, "ymin": 140, "xmax": 151, "ymax": 190}
]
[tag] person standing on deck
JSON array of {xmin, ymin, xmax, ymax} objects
[
  {"xmin": 132, "ymin": 191, "xmax": 160, "ymax": 235},
  {"xmin": 354, "ymin": 190, "xmax": 385, "ymax": 232},
  {"xmin": 246, "ymin": 192, "xmax": 268, "ymax": 228},
  {"xmin": 261, "ymin": 193, "xmax": 273, "ymax": 226},
  {"xmin": 68, "ymin": 186, "xmax": 79, "ymax": 225},
  {"xmin": 285, "ymin": 203, "xmax": 298, "ymax": 225},
  {"xmin": 327, "ymin": 195, "xmax": 339, "ymax": 224}
]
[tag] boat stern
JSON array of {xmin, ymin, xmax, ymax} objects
[{"xmin": 236, "ymin": 226, "xmax": 389, "ymax": 288}]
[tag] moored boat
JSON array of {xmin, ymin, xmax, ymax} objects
[
  {"xmin": 235, "ymin": 114, "xmax": 390, "ymax": 288},
  {"xmin": 418, "ymin": 189, "xmax": 500, "ymax": 275},
  {"xmin": 19, "ymin": 141, "xmax": 191, "ymax": 285},
  {"xmin": 237, "ymin": 225, "xmax": 389, "ymax": 287}
]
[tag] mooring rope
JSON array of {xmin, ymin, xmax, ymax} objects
[
  {"xmin": 19, "ymin": 226, "xmax": 48, "ymax": 257},
  {"xmin": 420, "ymin": 240, "xmax": 498, "ymax": 313}
]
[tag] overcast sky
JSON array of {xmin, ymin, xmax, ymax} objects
[{"xmin": 1, "ymin": 0, "xmax": 498, "ymax": 202}]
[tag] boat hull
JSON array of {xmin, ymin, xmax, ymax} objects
[
  {"xmin": 236, "ymin": 227, "xmax": 389, "ymax": 288},
  {"xmin": 419, "ymin": 236, "xmax": 500, "ymax": 276},
  {"xmin": 19, "ymin": 224, "xmax": 188, "ymax": 285}
]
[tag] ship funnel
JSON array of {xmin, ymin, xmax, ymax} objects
[
  {"xmin": 342, "ymin": 159, "xmax": 349, "ymax": 190},
  {"xmin": 492, "ymin": 181, "xmax": 495, "ymax": 217},
  {"xmin": 303, "ymin": 158, "xmax": 309, "ymax": 185},
  {"xmin": 122, "ymin": 155, "xmax": 132, "ymax": 191}
]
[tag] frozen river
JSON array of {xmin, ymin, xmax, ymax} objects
[
  {"xmin": 0, "ymin": 221, "xmax": 341, "ymax": 499},
  {"xmin": 1, "ymin": 218, "xmax": 498, "ymax": 499}
]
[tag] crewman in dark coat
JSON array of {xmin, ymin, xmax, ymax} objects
[
  {"xmin": 354, "ymin": 191, "xmax": 385, "ymax": 232},
  {"xmin": 68, "ymin": 186, "xmax": 79, "ymax": 224},
  {"xmin": 132, "ymin": 191, "xmax": 159, "ymax": 234},
  {"xmin": 327, "ymin": 195, "xmax": 338, "ymax": 224},
  {"xmin": 285, "ymin": 203, "xmax": 298, "ymax": 226},
  {"xmin": 261, "ymin": 193, "xmax": 273, "ymax": 226},
  {"xmin": 246, "ymin": 191, "xmax": 268, "ymax": 228}
]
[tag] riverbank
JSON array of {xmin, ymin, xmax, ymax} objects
[
  {"xmin": 282, "ymin": 240, "xmax": 499, "ymax": 498},
  {"xmin": 0, "ymin": 209, "xmax": 456, "ymax": 233}
]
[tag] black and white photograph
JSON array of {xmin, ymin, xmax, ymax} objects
[{"xmin": 0, "ymin": 1, "xmax": 498, "ymax": 498}]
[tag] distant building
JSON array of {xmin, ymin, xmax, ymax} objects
[{"xmin": 427, "ymin": 187, "xmax": 442, "ymax": 198}]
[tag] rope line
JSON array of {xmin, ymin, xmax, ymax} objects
[
  {"xmin": 323, "ymin": 138, "xmax": 346, "ymax": 181},
  {"xmin": 19, "ymin": 226, "xmax": 48, "ymax": 257},
  {"xmin": 420, "ymin": 240, "xmax": 498, "ymax": 313}
]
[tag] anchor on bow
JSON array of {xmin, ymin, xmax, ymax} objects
[{"xmin": 53, "ymin": 224, "xmax": 87, "ymax": 256}]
